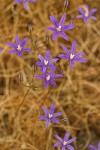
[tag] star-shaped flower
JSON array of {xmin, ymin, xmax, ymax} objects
[
  {"xmin": 39, "ymin": 104, "xmax": 63, "ymax": 128},
  {"xmin": 54, "ymin": 131, "xmax": 76, "ymax": 150},
  {"xmin": 45, "ymin": 13, "xmax": 74, "ymax": 41},
  {"xmin": 7, "ymin": 35, "xmax": 31, "ymax": 57},
  {"xmin": 35, "ymin": 67, "xmax": 63, "ymax": 88},
  {"xmin": 36, "ymin": 50, "xmax": 59, "ymax": 73},
  {"xmin": 58, "ymin": 40, "xmax": 87, "ymax": 68},
  {"xmin": 88, "ymin": 141, "xmax": 100, "ymax": 150},
  {"xmin": 15, "ymin": 0, "xmax": 36, "ymax": 11},
  {"xmin": 76, "ymin": 4, "xmax": 97, "ymax": 24}
]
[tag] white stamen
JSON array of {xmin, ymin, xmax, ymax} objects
[
  {"xmin": 48, "ymin": 114, "xmax": 53, "ymax": 119},
  {"xmin": 70, "ymin": 53, "xmax": 75, "ymax": 60},
  {"xmin": 85, "ymin": 11, "xmax": 89, "ymax": 17},
  {"xmin": 46, "ymin": 75, "xmax": 50, "ymax": 81},
  {"xmin": 82, "ymin": 5, "xmax": 89, "ymax": 17},
  {"xmin": 56, "ymin": 26, "xmax": 61, "ymax": 32},
  {"xmin": 63, "ymin": 141, "xmax": 67, "ymax": 146},
  {"xmin": 17, "ymin": 45, "xmax": 22, "ymax": 51},
  {"xmin": 44, "ymin": 60, "xmax": 48, "ymax": 66}
]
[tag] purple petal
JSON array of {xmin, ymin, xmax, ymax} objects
[
  {"xmin": 58, "ymin": 54, "xmax": 69, "ymax": 59},
  {"xmin": 52, "ymin": 74, "xmax": 63, "ymax": 79},
  {"xmin": 85, "ymin": 4, "xmax": 89, "ymax": 10},
  {"xmin": 88, "ymin": 145, "xmax": 96, "ymax": 150},
  {"xmin": 43, "ymin": 66, "xmax": 47, "ymax": 73},
  {"xmin": 0, "ymin": 48, "xmax": 2, "ymax": 52},
  {"xmin": 39, "ymin": 115, "xmax": 46, "ymax": 120},
  {"xmin": 66, "ymin": 145, "xmax": 74, "ymax": 150},
  {"xmin": 89, "ymin": 8, "xmax": 97, "ymax": 16},
  {"xmin": 74, "ymin": 52, "xmax": 85, "ymax": 58},
  {"xmin": 18, "ymin": 52, "xmax": 22, "ymax": 57},
  {"xmin": 50, "ymin": 58, "xmax": 59, "ymax": 63},
  {"xmin": 23, "ymin": 1, "xmax": 28, "ymax": 11},
  {"xmin": 67, "ymin": 137, "xmax": 76, "ymax": 145},
  {"xmin": 76, "ymin": 15, "xmax": 83, "ymax": 18},
  {"xmin": 45, "ymin": 50, "xmax": 50, "ymax": 60},
  {"xmin": 84, "ymin": 17, "xmax": 88, "ymax": 24},
  {"xmin": 50, "ymin": 16, "xmax": 58, "ymax": 27},
  {"xmin": 46, "ymin": 119, "xmax": 50, "ymax": 128},
  {"xmin": 74, "ymin": 57, "xmax": 87, "ymax": 63},
  {"xmin": 21, "ymin": 37, "xmax": 28, "ymax": 47},
  {"xmin": 62, "ymin": 147, "xmax": 65, "ymax": 150},
  {"xmin": 50, "ymin": 67, "xmax": 56, "ymax": 76},
  {"xmin": 78, "ymin": 7, "xmax": 85, "ymax": 15},
  {"xmin": 60, "ymin": 32, "xmax": 68, "ymax": 41},
  {"xmin": 7, "ymin": 42, "xmax": 17, "ymax": 48},
  {"xmin": 15, "ymin": 0, "xmax": 22, "ymax": 4},
  {"xmin": 52, "ymin": 118, "xmax": 59, "ymax": 124},
  {"xmin": 54, "ymin": 142, "xmax": 61, "ymax": 147},
  {"xmin": 45, "ymin": 27, "xmax": 55, "ymax": 31},
  {"xmin": 98, "ymin": 142, "xmax": 100, "ymax": 149},
  {"xmin": 38, "ymin": 55, "xmax": 44, "ymax": 62},
  {"xmin": 16, "ymin": 35, "xmax": 20, "ymax": 45},
  {"xmin": 89, "ymin": 16, "xmax": 97, "ymax": 20},
  {"xmin": 35, "ymin": 74, "xmax": 44, "ymax": 80},
  {"xmin": 70, "ymin": 60, "xmax": 74, "ymax": 68},
  {"xmin": 9, "ymin": 49, "xmax": 17, "ymax": 54},
  {"xmin": 53, "ymin": 112, "xmax": 63, "ymax": 117},
  {"xmin": 50, "ymin": 104, "xmax": 55, "ymax": 114},
  {"xmin": 23, "ymin": 48, "xmax": 31, "ymax": 52},
  {"xmin": 71, "ymin": 41, "xmax": 77, "ymax": 54},
  {"xmin": 44, "ymin": 81, "xmax": 49, "ymax": 88},
  {"xmin": 52, "ymin": 31, "xmax": 59, "ymax": 40},
  {"xmin": 61, "ymin": 45, "xmax": 70, "ymax": 55},
  {"xmin": 54, "ymin": 135, "xmax": 63, "ymax": 143},
  {"xmin": 49, "ymin": 80, "xmax": 57, "ymax": 86},
  {"xmin": 42, "ymin": 106, "xmax": 49, "ymax": 115},
  {"xmin": 59, "ymin": 14, "xmax": 66, "ymax": 26},
  {"xmin": 36, "ymin": 62, "xmax": 43, "ymax": 66},
  {"xmin": 64, "ymin": 132, "xmax": 70, "ymax": 141},
  {"xmin": 28, "ymin": 0, "xmax": 36, "ymax": 2},
  {"xmin": 62, "ymin": 24, "xmax": 74, "ymax": 31}
]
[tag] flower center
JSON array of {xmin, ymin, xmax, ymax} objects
[
  {"xmin": 70, "ymin": 53, "xmax": 75, "ymax": 60},
  {"xmin": 48, "ymin": 114, "xmax": 53, "ymax": 119},
  {"xmin": 82, "ymin": 5, "xmax": 89, "ymax": 17},
  {"xmin": 63, "ymin": 141, "xmax": 67, "ymax": 146},
  {"xmin": 56, "ymin": 26, "xmax": 61, "ymax": 32},
  {"xmin": 85, "ymin": 11, "xmax": 89, "ymax": 17},
  {"xmin": 44, "ymin": 60, "xmax": 48, "ymax": 66},
  {"xmin": 46, "ymin": 75, "xmax": 50, "ymax": 81},
  {"xmin": 17, "ymin": 45, "xmax": 22, "ymax": 51}
]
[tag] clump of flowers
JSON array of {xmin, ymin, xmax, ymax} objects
[
  {"xmin": 7, "ymin": 35, "xmax": 31, "ymax": 57},
  {"xmin": 39, "ymin": 104, "xmax": 63, "ymax": 128},
  {"xmin": 76, "ymin": 4, "xmax": 97, "ymax": 24},
  {"xmin": 54, "ymin": 131, "xmax": 76, "ymax": 150},
  {"xmin": 88, "ymin": 141, "xmax": 100, "ymax": 150},
  {"xmin": 45, "ymin": 13, "xmax": 74, "ymax": 40},
  {"xmin": 15, "ymin": 0, "xmax": 37, "ymax": 11},
  {"xmin": 59, "ymin": 40, "xmax": 87, "ymax": 68}
]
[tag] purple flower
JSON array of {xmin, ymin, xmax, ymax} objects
[
  {"xmin": 54, "ymin": 131, "xmax": 76, "ymax": 150},
  {"xmin": 76, "ymin": 4, "xmax": 97, "ymax": 24},
  {"xmin": 36, "ymin": 50, "xmax": 59, "ymax": 73},
  {"xmin": 0, "ymin": 48, "xmax": 2, "ymax": 52},
  {"xmin": 88, "ymin": 141, "xmax": 100, "ymax": 150},
  {"xmin": 58, "ymin": 40, "xmax": 87, "ymax": 68},
  {"xmin": 39, "ymin": 104, "xmax": 63, "ymax": 128},
  {"xmin": 7, "ymin": 35, "xmax": 31, "ymax": 57},
  {"xmin": 45, "ymin": 13, "xmax": 74, "ymax": 41},
  {"xmin": 15, "ymin": 0, "xmax": 36, "ymax": 11},
  {"xmin": 35, "ymin": 67, "xmax": 63, "ymax": 88}
]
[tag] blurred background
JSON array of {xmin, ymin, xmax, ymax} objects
[{"xmin": 0, "ymin": 0, "xmax": 100, "ymax": 149}]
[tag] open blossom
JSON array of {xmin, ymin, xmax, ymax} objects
[
  {"xmin": 35, "ymin": 67, "xmax": 63, "ymax": 88},
  {"xmin": 54, "ymin": 131, "xmax": 76, "ymax": 150},
  {"xmin": 15, "ymin": 0, "xmax": 36, "ymax": 11},
  {"xmin": 58, "ymin": 41, "xmax": 87, "ymax": 68},
  {"xmin": 39, "ymin": 104, "xmax": 63, "ymax": 128},
  {"xmin": 36, "ymin": 50, "xmax": 59, "ymax": 73},
  {"xmin": 88, "ymin": 141, "xmax": 100, "ymax": 150},
  {"xmin": 7, "ymin": 35, "xmax": 31, "ymax": 57},
  {"xmin": 45, "ymin": 13, "xmax": 74, "ymax": 41},
  {"xmin": 76, "ymin": 4, "xmax": 97, "ymax": 24}
]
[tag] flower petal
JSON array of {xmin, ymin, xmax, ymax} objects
[
  {"xmin": 62, "ymin": 24, "xmax": 74, "ymax": 31},
  {"xmin": 89, "ymin": 16, "xmax": 97, "ymax": 20},
  {"xmin": 45, "ymin": 50, "xmax": 50, "ymax": 60},
  {"xmin": 9, "ymin": 49, "xmax": 17, "ymax": 54},
  {"xmin": 74, "ymin": 57, "xmax": 87, "ymax": 63},
  {"xmin": 49, "ymin": 80, "xmax": 57, "ymax": 86},
  {"xmin": 60, "ymin": 32, "xmax": 68, "ymax": 41},
  {"xmin": 39, "ymin": 115, "xmax": 46, "ymax": 120},
  {"xmin": 53, "ymin": 112, "xmax": 63, "ymax": 117},
  {"xmin": 38, "ymin": 55, "xmax": 44, "ymax": 62},
  {"xmin": 71, "ymin": 41, "xmax": 77, "ymax": 54},
  {"xmin": 35, "ymin": 74, "xmax": 44, "ymax": 80},
  {"xmin": 74, "ymin": 52, "xmax": 85, "ymax": 58},
  {"xmin": 21, "ymin": 37, "xmax": 28, "ymax": 47},
  {"xmin": 67, "ymin": 137, "xmax": 76, "ymax": 145},
  {"xmin": 50, "ymin": 104, "xmax": 55, "ymax": 114},
  {"xmin": 42, "ymin": 106, "xmax": 49, "ymax": 115},
  {"xmin": 44, "ymin": 81, "xmax": 49, "ymax": 88},
  {"xmin": 59, "ymin": 13, "xmax": 66, "ymax": 26},
  {"xmin": 16, "ymin": 35, "xmax": 20, "ymax": 45},
  {"xmin": 23, "ymin": 1, "xmax": 28, "ymax": 11},
  {"xmin": 70, "ymin": 59, "xmax": 74, "ymax": 68},
  {"xmin": 52, "ymin": 118, "xmax": 59, "ymax": 124},
  {"xmin": 54, "ymin": 142, "xmax": 61, "ymax": 147},
  {"xmin": 76, "ymin": 15, "xmax": 83, "ymax": 18},
  {"xmin": 89, "ymin": 8, "xmax": 97, "ymax": 16},
  {"xmin": 7, "ymin": 42, "xmax": 17, "ymax": 48},
  {"xmin": 64, "ymin": 132, "xmax": 70, "ymax": 141},
  {"xmin": 66, "ymin": 145, "xmax": 74, "ymax": 150},
  {"xmin": 50, "ymin": 16, "xmax": 59, "ymax": 27},
  {"xmin": 45, "ymin": 27, "xmax": 55, "ymax": 31},
  {"xmin": 78, "ymin": 7, "xmax": 85, "ymax": 15},
  {"xmin": 88, "ymin": 145, "xmax": 96, "ymax": 150},
  {"xmin": 23, "ymin": 48, "xmax": 31, "ymax": 52},
  {"xmin": 52, "ymin": 74, "xmax": 63, "ymax": 79},
  {"xmin": 50, "ymin": 67, "xmax": 56, "ymax": 76},
  {"xmin": 61, "ymin": 45, "xmax": 70, "ymax": 55},
  {"xmin": 50, "ymin": 58, "xmax": 59, "ymax": 63},
  {"xmin": 84, "ymin": 17, "xmax": 88, "ymax": 24},
  {"xmin": 54, "ymin": 135, "xmax": 63, "ymax": 143},
  {"xmin": 52, "ymin": 31, "xmax": 59, "ymax": 40},
  {"xmin": 58, "ymin": 54, "xmax": 69, "ymax": 59},
  {"xmin": 46, "ymin": 119, "xmax": 50, "ymax": 128}
]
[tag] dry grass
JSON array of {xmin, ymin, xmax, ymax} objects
[{"xmin": 0, "ymin": 0, "xmax": 100, "ymax": 150}]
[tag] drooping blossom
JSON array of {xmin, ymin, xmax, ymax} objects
[
  {"xmin": 39, "ymin": 104, "xmax": 63, "ymax": 128},
  {"xmin": 76, "ymin": 4, "xmax": 97, "ymax": 24},
  {"xmin": 54, "ymin": 131, "xmax": 76, "ymax": 150},
  {"xmin": 88, "ymin": 141, "xmax": 100, "ymax": 150},
  {"xmin": 35, "ymin": 67, "xmax": 63, "ymax": 88},
  {"xmin": 36, "ymin": 50, "xmax": 59, "ymax": 73},
  {"xmin": 45, "ymin": 13, "xmax": 74, "ymax": 40},
  {"xmin": 7, "ymin": 35, "xmax": 31, "ymax": 57},
  {"xmin": 58, "ymin": 40, "xmax": 87, "ymax": 68},
  {"xmin": 15, "ymin": 0, "xmax": 36, "ymax": 11}
]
